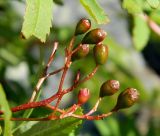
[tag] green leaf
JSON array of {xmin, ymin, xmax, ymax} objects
[
  {"xmin": 12, "ymin": 90, "xmax": 42, "ymax": 133},
  {"xmin": 22, "ymin": 0, "xmax": 53, "ymax": 42},
  {"xmin": 150, "ymin": 10, "xmax": 160, "ymax": 24},
  {"xmin": 0, "ymin": 126, "xmax": 2, "ymax": 135},
  {"xmin": 133, "ymin": 15, "xmax": 150, "ymax": 51},
  {"xmin": 22, "ymin": 89, "xmax": 42, "ymax": 118},
  {"xmin": 80, "ymin": 0, "xmax": 109, "ymax": 24},
  {"xmin": 94, "ymin": 117, "xmax": 120, "ymax": 136},
  {"xmin": 147, "ymin": 0, "xmax": 160, "ymax": 8},
  {"xmin": 17, "ymin": 118, "xmax": 82, "ymax": 136},
  {"xmin": 16, "ymin": 109, "xmax": 82, "ymax": 136},
  {"xmin": 0, "ymin": 84, "xmax": 12, "ymax": 136},
  {"xmin": 94, "ymin": 120, "xmax": 110, "ymax": 135},
  {"xmin": 0, "ymin": 48, "xmax": 20, "ymax": 65},
  {"xmin": 122, "ymin": 0, "xmax": 143, "ymax": 14}
]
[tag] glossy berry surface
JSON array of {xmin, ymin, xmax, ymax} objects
[
  {"xmin": 75, "ymin": 18, "xmax": 91, "ymax": 35},
  {"xmin": 72, "ymin": 44, "xmax": 89, "ymax": 60},
  {"xmin": 78, "ymin": 88, "xmax": 90, "ymax": 104},
  {"xmin": 93, "ymin": 44, "xmax": 108, "ymax": 65},
  {"xmin": 100, "ymin": 80, "xmax": 120, "ymax": 97},
  {"xmin": 112, "ymin": 88, "xmax": 139, "ymax": 111},
  {"xmin": 82, "ymin": 28, "xmax": 107, "ymax": 44}
]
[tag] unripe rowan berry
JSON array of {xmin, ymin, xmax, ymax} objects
[
  {"xmin": 100, "ymin": 80, "xmax": 120, "ymax": 97},
  {"xmin": 112, "ymin": 88, "xmax": 139, "ymax": 111},
  {"xmin": 78, "ymin": 88, "xmax": 90, "ymax": 104},
  {"xmin": 93, "ymin": 44, "xmax": 108, "ymax": 65},
  {"xmin": 75, "ymin": 18, "xmax": 91, "ymax": 35},
  {"xmin": 72, "ymin": 44, "xmax": 89, "ymax": 61},
  {"xmin": 82, "ymin": 28, "xmax": 107, "ymax": 44}
]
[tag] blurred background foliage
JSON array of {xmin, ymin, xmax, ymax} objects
[{"xmin": 0, "ymin": 0, "xmax": 160, "ymax": 136}]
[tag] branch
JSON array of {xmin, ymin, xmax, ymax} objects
[
  {"xmin": 29, "ymin": 42, "xmax": 59, "ymax": 102},
  {"xmin": 65, "ymin": 65, "xmax": 99, "ymax": 94},
  {"xmin": 71, "ymin": 112, "xmax": 113, "ymax": 120},
  {"xmin": 85, "ymin": 98, "xmax": 102, "ymax": 116}
]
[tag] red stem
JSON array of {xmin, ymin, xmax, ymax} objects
[
  {"xmin": 47, "ymin": 67, "xmax": 64, "ymax": 77},
  {"xmin": 0, "ymin": 117, "xmax": 58, "ymax": 121},
  {"xmin": 29, "ymin": 42, "xmax": 58, "ymax": 102},
  {"xmin": 0, "ymin": 93, "xmax": 58, "ymax": 115},
  {"xmin": 53, "ymin": 37, "xmax": 75, "ymax": 114},
  {"xmin": 0, "ymin": 112, "xmax": 113, "ymax": 121},
  {"xmin": 0, "ymin": 65, "xmax": 99, "ymax": 115},
  {"xmin": 65, "ymin": 65, "xmax": 99, "ymax": 94},
  {"xmin": 46, "ymin": 42, "xmax": 58, "ymax": 71}
]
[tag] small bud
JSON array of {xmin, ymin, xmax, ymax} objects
[
  {"xmin": 78, "ymin": 88, "xmax": 90, "ymax": 104},
  {"xmin": 100, "ymin": 80, "xmax": 120, "ymax": 97},
  {"xmin": 75, "ymin": 18, "xmax": 91, "ymax": 35},
  {"xmin": 93, "ymin": 44, "xmax": 108, "ymax": 65},
  {"xmin": 112, "ymin": 88, "xmax": 139, "ymax": 111},
  {"xmin": 82, "ymin": 28, "xmax": 107, "ymax": 44},
  {"xmin": 72, "ymin": 44, "xmax": 89, "ymax": 61}
]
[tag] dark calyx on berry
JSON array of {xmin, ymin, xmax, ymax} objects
[
  {"xmin": 75, "ymin": 18, "xmax": 91, "ymax": 35},
  {"xmin": 93, "ymin": 44, "xmax": 108, "ymax": 65},
  {"xmin": 112, "ymin": 88, "xmax": 139, "ymax": 111},
  {"xmin": 72, "ymin": 44, "xmax": 89, "ymax": 61},
  {"xmin": 82, "ymin": 28, "xmax": 107, "ymax": 44},
  {"xmin": 100, "ymin": 80, "xmax": 120, "ymax": 97}
]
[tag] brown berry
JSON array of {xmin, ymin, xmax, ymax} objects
[
  {"xmin": 100, "ymin": 80, "xmax": 120, "ymax": 97},
  {"xmin": 72, "ymin": 44, "xmax": 89, "ymax": 61},
  {"xmin": 75, "ymin": 18, "xmax": 91, "ymax": 35},
  {"xmin": 112, "ymin": 88, "xmax": 139, "ymax": 111},
  {"xmin": 82, "ymin": 28, "xmax": 107, "ymax": 44}
]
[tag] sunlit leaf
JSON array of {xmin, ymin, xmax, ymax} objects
[
  {"xmin": 150, "ymin": 10, "xmax": 160, "ymax": 24},
  {"xmin": 22, "ymin": 0, "xmax": 53, "ymax": 42},
  {"xmin": 133, "ymin": 15, "xmax": 150, "ymax": 51},
  {"xmin": 122, "ymin": 0, "xmax": 143, "ymax": 14},
  {"xmin": 80, "ymin": 0, "xmax": 109, "ymax": 24},
  {"xmin": 0, "ymin": 84, "xmax": 12, "ymax": 136},
  {"xmin": 147, "ymin": 0, "xmax": 160, "ymax": 8}
]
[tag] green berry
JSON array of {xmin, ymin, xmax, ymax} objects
[
  {"xmin": 75, "ymin": 18, "xmax": 91, "ymax": 35},
  {"xmin": 78, "ymin": 88, "xmax": 90, "ymax": 104},
  {"xmin": 100, "ymin": 80, "xmax": 120, "ymax": 97},
  {"xmin": 93, "ymin": 44, "xmax": 108, "ymax": 65},
  {"xmin": 72, "ymin": 44, "xmax": 89, "ymax": 61},
  {"xmin": 82, "ymin": 28, "xmax": 107, "ymax": 44},
  {"xmin": 112, "ymin": 88, "xmax": 139, "ymax": 111}
]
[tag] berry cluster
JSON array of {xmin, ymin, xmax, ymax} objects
[{"xmin": 0, "ymin": 18, "xmax": 139, "ymax": 121}]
